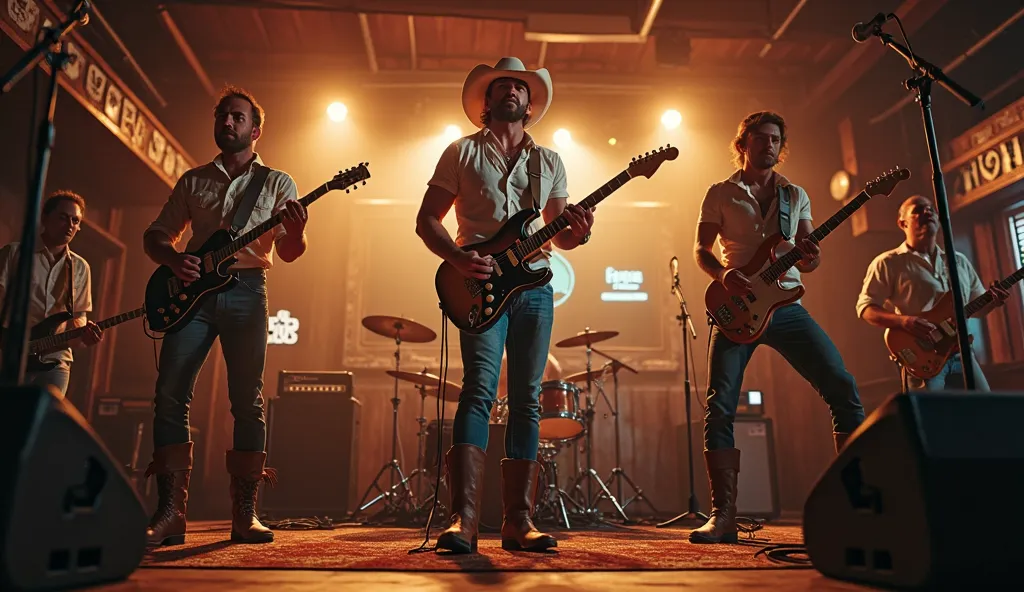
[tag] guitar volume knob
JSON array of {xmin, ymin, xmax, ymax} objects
[
  {"xmin": 485, "ymin": 295, "xmax": 494, "ymax": 303},
  {"xmin": 484, "ymin": 283, "xmax": 493, "ymax": 290},
  {"xmin": 484, "ymin": 307, "xmax": 493, "ymax": 316},
  {"xmin": 178, "ymin": 294, "xmax": 187, "ymax": 301}
]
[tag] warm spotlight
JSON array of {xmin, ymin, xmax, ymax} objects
[
  {"xmin": 327, "ymin": 102, "xmax": 348, "ymax": 122},
  {"xmin": 553, "ymin": 128, "xmax": 572, "ymax": 147},
  {"xmin": 443, "ymin": 124, "xmax": 462, "ymax": 142},
  {"xmin": 661, "ymin": 109, "xmax": 682, "ymax": 130},
  {"xmin": 608, "ymin": 137, "xmax": 617, "ymax": 146}
]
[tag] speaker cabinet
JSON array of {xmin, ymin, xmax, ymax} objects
[
  {"xmin": 804, "ymin": 391, "xmax": 1024, "ymax": 589},
  {"xmin": 262, "ymin": 372, "xmax": 361, "ymax": 519},
  {"xmin": 0, "ymin": 386, "xmax": 147, "ymax": 591}
]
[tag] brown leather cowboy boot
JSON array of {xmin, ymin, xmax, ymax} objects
[
  {"xmin": 436, "ymin": 444, "xmax": 486, "ymax": 554},
  {"xmin": 500, "ymin": 458, "xmax": 557, "ymax": 552},
  {"xmin": 226, "ymin": 450, "xmax": 278, "ymax": 544},
  {"xmin": 688, "ymin": 448, "xmax": 740, "ymax": 544},
  {"xmin": 833, "ymin": 432, "xmax": 851, "ymax": 454},
  {"xmin": 145, "ymin": 442, "xmax": 193, "ymax": 547}
]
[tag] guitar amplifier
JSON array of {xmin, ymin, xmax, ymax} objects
[
  {"xmin": 90, "ymin": 397, "xmax": 154, "ymax": 476},
  {"xmin": 677, "ymin": 417, "xmax": 780, "ymax": 519},
  {"xmin": 262, "ymin": 371, "xmax": 361, "ymax": 520}
]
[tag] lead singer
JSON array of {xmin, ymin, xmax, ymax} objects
[{"xmin": 415, "ymin": 57, "xmax": 595, "ymax": 554}]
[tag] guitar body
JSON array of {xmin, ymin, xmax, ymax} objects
[
  {"xmin": 144, "ymin": 229, "xmax": 239, "ymax": 334},
  {"xmin": 883, "ymin": 291, "xmax": 970, "ymax": 380},
  {"xmin": 0, "ymin": 311, "xmax": 74, "ymax": 373},
  {"xmin": 704, "ymin": 233, "xmax": 805, "ymax": 344},
  {"xmin": 436, "ymin": 209, "xmax": 552, "ymax": 334}
]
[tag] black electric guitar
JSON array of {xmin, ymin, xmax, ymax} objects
[
  {"xmin": 0, "ymin": 307, "xmax": 145, "ymax": 372},
  {"xmin": 435, "ymin": 146, "xmax": 678, "ymax": 334},
  {"xmin": 144, "ymin": 163, "xmax": 371, "ymax": 333}
]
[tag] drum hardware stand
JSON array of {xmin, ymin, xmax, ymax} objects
[
  {"xmin": 353, "ymin": 330, "xmax": 420, "ymax": 522},
  {"xmin": 534, "ymin": 444, "xmax": 583, "ymax": 529},
  {"xmin": 657, "ymin": 274, "xmax": 709, "ymax": 528},
  {"xmin": 589, "ymin": 350, "xmax": 657, "ymax": 520},
  {"xmin": 891, "ymin": 354, "xmax": 910, "ymax": 395}
]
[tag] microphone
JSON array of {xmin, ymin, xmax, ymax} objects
[
  {"xmin": 670, "ymin": 256, "xmax": 679, "ymax": 286},
  {"xmin": 851, "ymin": 12, "xmax": 889, "ymax": 43}
]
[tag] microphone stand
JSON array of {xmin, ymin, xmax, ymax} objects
[
  {"xmin": 0, "ymin": 5, "xmax": 90, "ymax": 385},
  {"xmin": 871, "ymin": 23, "xmax": 984, "ymax": 390},
  {"xmin": 656, "ymin": 275, "xmax": 708, "ymax": 527}
]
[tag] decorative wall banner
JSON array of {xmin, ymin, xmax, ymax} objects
[
  {"xmin": 0, "ymin": 0, "xmax": 195, "ymax": 189},
  {"xmin": 945, "ymin": 96, "xmax": 1024, "ymax": 209}
]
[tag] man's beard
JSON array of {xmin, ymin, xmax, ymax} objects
[
  {"xmin": 490, "ymin": 100, "xmax": 528, "ymax": 123},
  {"xmin": 215, "ymin": 130, "xmax": 249, "ymax": 153}
]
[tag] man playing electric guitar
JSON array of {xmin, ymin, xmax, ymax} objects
[
  {"xmin": 690, "ymin": 111, "xmax": 865, "ymax": 545},
  {"xmin": 857, "ymin": 194, "xmax": 1010, "ymax": 390},
  {"xmin": 0, "ymin": 190, "xmax": 103, "ymax": 397},
  {"xmin": 415, "ymin": 57, "xmax": 594, "ymax": 554},
  {"xmin": 141, "ymin": 86, "xmax": 308, "ymax": 547}
]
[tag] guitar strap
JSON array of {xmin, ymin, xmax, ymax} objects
[
  {"xmin": 528, "ymin": 147, "xmax": 542, "ymax": 211},
  {"xmin": 229, "ymin": 163, "xmax": 272, "ymax": 238},
  {"xmin": 777, "ymin": 183, "xmax": 793, "ymax": 241},
  {"xmin": 63, "ymin": 247, "xmax": 74, "ymax": 316}
]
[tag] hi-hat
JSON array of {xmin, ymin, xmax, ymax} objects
[
  {"xmin": 386, "ymin": 370, "xmax": 461, "ymax": 398},
  {"xmin": 555, "ymin": 328, "xmax": 619, "ymax": 349},
  {"xmin": 563, "ymin": 360, "xmax": 638, "ymax": 384},
  {"xmin": 362, "ymin": 315, "xmax": 436, "ymax": 343}
]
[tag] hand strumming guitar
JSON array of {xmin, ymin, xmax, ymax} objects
[
  {"xmin": 719, "ymin": 268, "xmax": 752, "ymax": 293},
  {"xmin": 900, "ymin": 315, "xmax": 937, "ymax": 340},
  {"xmin": 168, "ymin": 252, "xmax": 201, "ymax": 283},
  {"xmin": 452, "ymin": 250, "xmax": 494, "ymax": 280}
]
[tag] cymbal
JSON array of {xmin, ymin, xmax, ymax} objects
[
  {"xmin": 555, "ymin": 329, "xmax": 619, "ymax": 349},
  {"xmin": 362, "ymin": 315, "xmax": 436, "ymax": 343},
  {"xmin": 563, "ymin": 361, "xmax": 637, "ymax": 384},
  {"xmin": 385, "ymin": 370, "xmax": 460, "ymax": 398}
]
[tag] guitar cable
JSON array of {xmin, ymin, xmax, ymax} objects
[{"xmin": 409, "ymin": 304, "xmax": 450, "ymax": 554}]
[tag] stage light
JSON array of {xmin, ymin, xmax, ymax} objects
[
  {"xmin": 443, "ymin": 124, "xmax": 462, "ymax": 142},
  {"xmin": 661, "ymin": 109, "xmax": 682, "ymax": 130},
  {"xmin": 553, "ymin": 128, "xmax": 572, "ymax": 147},
  {"xmin": 326, "ymin": 102, "xmax": 348, "ymax": 122},
  {"xmin": 608, "ymin": 137, "xmax": 617, "ymax": 146},
  {"xmin": 830, "ymin": 170, "xmax": 852, "ymax": 201}
]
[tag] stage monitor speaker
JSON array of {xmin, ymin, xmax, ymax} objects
[
  {"xmin": 804, "ymin": 391, "xmax": 1024, "ymax": 589},
  {"xmin": 262, "ymin": 371, "xmax": 361, "ymax": 520},
  {"xmin": 678, "ymin": 417, "xmax": 779, "ymax": 519},
  {"xmin": 0, "ymin": 386, "xmax": 147, "ymax": 591}
]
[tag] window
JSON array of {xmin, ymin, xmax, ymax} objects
[{"xmin": 1012, "ymin": 211, "xmax": 1024, "ymax": 268}]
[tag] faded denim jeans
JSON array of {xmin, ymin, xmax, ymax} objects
[{"xmin": 909, "ymin": 351, "xmax": 990, "ymax": 392}]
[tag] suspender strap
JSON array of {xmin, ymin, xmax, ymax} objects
[
  {"xmin": 777, "ymin": 184, "xmax": 793, "ymax": 241},
  {"xmin": 230, "ymin": 164, "xmax": 272, "ymax": 237}
]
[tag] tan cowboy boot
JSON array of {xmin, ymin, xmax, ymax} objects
[
  {"xmin": 500, "ymin": 458, "xmax": 557, "ymax": 552},
  {"xmin": 226, "ymin": 450, "xmax": 278, "ymax": 543},
  {"xmin": 145, "ymin": 442, "xmax": 193, "ymax": 547},
  {"xmin": 688, "ymin": 448, "xmax": 740, "ymax": 544},
  {"xmin": 436, "ymin": 444, "xmax": 487, "ymax": 554}
]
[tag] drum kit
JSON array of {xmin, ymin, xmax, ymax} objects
[{"xmin": 353, "ymin": 313, "xmax": 658, "ymax": 528}]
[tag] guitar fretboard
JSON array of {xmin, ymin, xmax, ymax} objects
[
  {"xmin": 760, "ymin": 191, "xmax": 872, "ymax": 283},
  {"xmin": 31, "ymin": 307, "xmax": 145, "ymax": 353},
  {"xmin": 964, "ymin": 266, "xmax": 1024, "ymax": 317},
  {"xmin": 515, "ymin": 170, "xmax": 633, "ymax": 258}
]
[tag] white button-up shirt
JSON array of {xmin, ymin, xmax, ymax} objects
[
  {"xmin": 428, "ymin": 128, "xmax": 570, "ymax": 269},
  {"xmin": 0, "ymin": 241, "xmax": 92, "ymax": 366},
  {"xmin": 146, "ymin": 153, "xmax": 298, "ymax": 270},
  {"xmin": 697, "ymin": 170, "xmax": 812, "ymax": 290},
  {"xmin": 856, "ymin": 242, "xmax": 986, "ymax": 317}
]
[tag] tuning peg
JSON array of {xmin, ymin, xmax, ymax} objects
[
  {"xmin": 345, "ymin": 189, "xmax": 351, "ymax": 193},
  {"xmin": 362, "ymin": 180, "xmax": 367, "ymax": 185}
]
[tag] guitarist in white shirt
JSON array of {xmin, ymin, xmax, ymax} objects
[
  {"xmin": 690, "ymin": 111, "xmax": 865, "ymax": 544},
  {"xmin": 0, "ymin": 191, "xmax": 103, "ymax": 397},
  {"xmin": 856, "ymin": 194, "xmax": 1009, "ymax": 390}
]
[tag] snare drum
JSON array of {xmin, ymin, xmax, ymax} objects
[{"xmin": 538, "ymin": 380, "xmax": 584, "ymax": 441}]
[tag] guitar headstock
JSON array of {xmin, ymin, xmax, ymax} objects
[
  {"xmin": 328, "ymin": 162, "xmax": 372, "ymax": 193},
  {"xmin": 627, "ymin": 145, "xmax": 679, "ymax": 179},
  {"xmin": 864, "ymin": 166, "xmax": 911, "ymax": 198}
]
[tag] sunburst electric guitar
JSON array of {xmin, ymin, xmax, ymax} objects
[
  {"xmin": 884, "ymin": 266, "xmax": 1024, "ymax": 379},
  {"xmin": 436, "ymin": 146, "xmax": 679, "ymax": 334},
  {"xmin": 705, "ymin": 166, "xmax": 911, "ymax": 344},
  {"xmin": 144, "ymin": 163, "xmax": 371, "ymax": 333}
]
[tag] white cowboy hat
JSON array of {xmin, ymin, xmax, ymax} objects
[{"xmin": 462, "ymin": 57, "xmax": 552, "ymax": 130}]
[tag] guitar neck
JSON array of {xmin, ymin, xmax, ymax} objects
[
  {"xmin": 31, "ymin": 307, "xmax": 146, "ymax": 353},
  {"xmin": 762, "ymin": 190, "xmax": 872, "ymax": 282},
  {"xmin": 213, "ymin": 183, "xmax": 331, "ymax": 263},
  {"xmin": 964, "ymin": 266, "xmax": 1024, "ymax": 317},
  {"xmin": 518, "ymin": 170, "xmax": 632, "ymax": 256}
]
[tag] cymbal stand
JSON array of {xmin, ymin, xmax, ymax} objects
[
  {"xmin": 353, "ymin": 333, "xmax": 420, "ymax": 522},
  {"xmin": 534, "ymin": 444, "xmax": 583, "ymax": 529},
  {"xmin": 592, "ymin": 360, "xmax": 659, "ymax": 520},
  {"xmin": 569, "ymin": 343, "xmax": 629, "ymax": 523}
]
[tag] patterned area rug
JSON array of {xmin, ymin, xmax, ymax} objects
[{"xmin": 142, "ymin": 521, "xmax": 809, "ymax": 571}]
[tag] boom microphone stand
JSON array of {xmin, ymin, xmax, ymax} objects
[
  {"xmin": 657, "ymin": 257, "xmax": 708, "ymax": 528},
  {"xmin": 859, "ymin": 14, "xmax": 984, "ymax": 390},
  {"xmin": 0, "ymin": 1, "xmax": 92, "ymax": 385}
]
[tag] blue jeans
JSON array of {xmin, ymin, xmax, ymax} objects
[
  {"xmin": 25, "ymin": 364, "xmax": 71, "ymax": 398},
  {"xmin": 454, "ymin": 283, "xmax": 554, "ymax": 460},
  {"xmin": 704, "ymin": 303, "xmax": 865, "ymax": 450},
  {"xmin": 153, "ymin": 270, "xmax": 269, "ymax": 451},
  {"xmin": 909, "ymin": 352, "xmax": 990, "ymax": 392}
]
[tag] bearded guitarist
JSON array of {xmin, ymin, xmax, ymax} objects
[
  {"xmin": 141, "ymin": 86, "xmax": 308, "ymax": 548},
  {"xmin": 690, "ymin": 111, "xmax": 866, "ymax": 545},
  {"xmin": 857, "ymin": 195, "xmax": 1010, "ymax": 391}
]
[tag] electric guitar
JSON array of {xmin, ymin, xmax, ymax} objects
[
  {"xmin": 144, "ymin": 163, "xmax": 371, "ymax": 333},
  {"xmin": 885, "ymin": 266, "xmax": 1024, "ymax": 379},
  {"xmin": 0, "ymin": 307, "xmax": 145, "ymax": 372},
  {"xmin": 705, "ymin": 166, "xmax": 911, "ymax": 344},
  {"xmin": 436, "ymin": 146, "xmax": 679, "ymax": 334}
]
